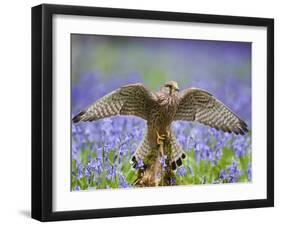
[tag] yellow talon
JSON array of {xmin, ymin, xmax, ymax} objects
[{"xmin": 156, "ymin": 130, "xmax": 165, "ymax": 145}]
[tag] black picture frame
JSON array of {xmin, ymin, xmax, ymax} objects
[{"xmin": 32, "ymin": 3, "xmax": 274, "ymax": 222}]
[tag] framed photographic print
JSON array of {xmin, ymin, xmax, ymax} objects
[{"xmin": 32, "ymin": 4, "xmax": 274, "ymax": 221}]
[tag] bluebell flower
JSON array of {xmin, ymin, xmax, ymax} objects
[
  {"xmin": 75, "ymin": 185, "xmax": 81, "ymax": 191},
  {"xmin": 177, "ymin": 167, "xmax": 187, "ymax": 177},
  {"xmin": 85, "ymin": 166, "xmax": 91, "ymax": 179},
  {"xmin": 119, "ymin": 174, "xmax": 130, "ymax": 188},
  {"xmin": 187, "ymin": 165, "xmax": 194, "ymax": 176},
  {"xmin": 77, "ymin": 164, "xmax": 84, "ymax": 179},
  {"xmin": 221, "ymin": 161, "xmax": 241, "ymax": 183},
  {"xmin": 247, "ymin": 163, "xmax": 252, "ymax": 181},
  {"xmin": 219, "ymin": 170, "xmax": 226, "ymax": 180},
  {"xmin": 135, "ymin": 159, "xmax": 144, "ymax": 170},
  {"xmin": 160, "ymin": 155, "xmax": 167, "ymax": 170},
  {"xmin": 170, "ymin": 177, "xmax": 176, "ymax": 185}
]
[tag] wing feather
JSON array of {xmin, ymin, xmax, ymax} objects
[
  {"xmin": 174, "ymin": 88, "xmax": 248, "ymax": 135},
  {"xmin": 73, "ymin": 83, "xmax": 156, "ymax": 123}
]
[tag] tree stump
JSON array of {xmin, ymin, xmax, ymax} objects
[{"xmin": 133, "ymin": 138, "xmax": 176, "ymax": 187}]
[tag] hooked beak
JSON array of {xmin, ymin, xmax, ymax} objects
[{"xmin": 173, "ymin": 84, "xmax": 179, "ymax": 92}]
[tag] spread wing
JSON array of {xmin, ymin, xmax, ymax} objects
[
  {"xmin": 72, "ymin": 83, "xmax": 157, "ymax": 123},
  {"xmin": 174, "ymin": 88, "xmax": 248, "ymax": 135}
]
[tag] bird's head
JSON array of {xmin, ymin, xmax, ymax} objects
[{"xmin": 161, "ymin": 81, "xmax": 180, "ymax": 95}]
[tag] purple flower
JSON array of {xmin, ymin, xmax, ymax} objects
[
  {"xmin": 105, "ymin": 164, "xmax": 116, "ymax": 180},
  {"xmin": 77, "ymin": 164, "xmax": 84, "ymax": 179},
  {"xmin": 187, "ymin": 165, "xmax": 194, "ymax": 176},
  {"xmin": 160, "ymin": 155, "xmax": 167, "ymax": 170},
  {"xmin": 219, "ymin": 170, "xmax": 226, "ymax": 180},
  {"xmin": 119, "ymin": 174, "xmax": 130, "ymax": 188},
  {"xmin": 85, "ymin": 166, "xmax": 91, "ymax": 179},
  {"xmin": 227, "ymin": 161, "xmax": 241, "ymax": 183},
  {"xmin": 247, "ymin": 163, "xmax": 252, "ymax": 181},
  {"xmin": 88, "ymin": 158, "xmax": 102, "ymax": 174},
  {"xmin": 195, "ymin": 142, "xmax": 214, "ymax": 163},
  {"xmin": 170, "ymin": 177, "xmax": 177, "ymax": 185},
  {"xmin": 177, "ymin": 167, "xmax": 187, "ymax": 177},
  {"xmin": 232, "ymin": 135, "xmax": 249, "ymax": 158},
  {"xmin": 219, "ymin": 161, "xmax": 241, "ymax": 183},
  {"xmin": 75, "ymin": 185, "xmax": 81, "ymax": 191},
  {"xmin": 135, "ymin": 159, "xmax": 144, "ymax": 170}
]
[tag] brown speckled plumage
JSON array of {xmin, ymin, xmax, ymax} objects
[{"xmin": 73, "ymin": 81, "xmax": 248, "ymax": 169}]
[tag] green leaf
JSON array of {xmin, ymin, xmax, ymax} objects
[
  {"xmin": 125, "ymin": 170, "xmax": 137, "ymax": 184},
  {"xmin": 71, "ymin": 175, "xmax": 77, "ymax": 190},
  {"xmin": 71, "ymin": 160, "xmax": 78, "ymax": 174},
  {"xmin": 77, "ymin": 177, "xmax": 89, "ymax": 190},
  {"xmin": 107, "ymin": 150, "xmax": 115, "ymax": 166}
]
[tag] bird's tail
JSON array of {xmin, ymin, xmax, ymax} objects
[
  {"xmin": 131, "ymin": 131, "xmax": 186, "ymax": 170},
  {"xmin": 131, "ymin": 131, "xmax": 151, "ymax": 168},
  {"xmin": 170, "ymin": 133, "xmax": 186, "ymax": 170}
]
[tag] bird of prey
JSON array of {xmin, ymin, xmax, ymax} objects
[{"xmin": 73, "ymin": 81, "xmax": 248, "ymax": 170}]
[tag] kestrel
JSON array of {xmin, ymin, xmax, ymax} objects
[{"xmin": 73, "ymin": 81, "xmax": 248, "ymax": 170}]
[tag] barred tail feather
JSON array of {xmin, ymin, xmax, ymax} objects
[
  {"xmin": 170, "ymin": 133, "xmax": 186, "ymax": 170},
  {"xmin": 131, "ymin": 131, "xmax": 151, "ymax": 168},
  {"xmin": 131, "ymin": 131, "xmax": 186, "ymax": 171}
]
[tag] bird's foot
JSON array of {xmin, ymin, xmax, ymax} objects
[{"xmin": 156, "ymin": 130, "xmax": 166, "ymax": 145}]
